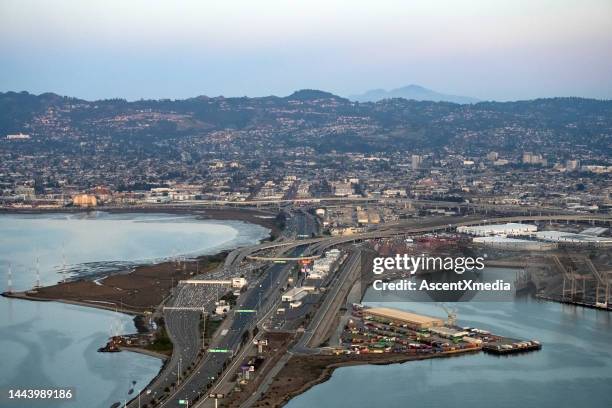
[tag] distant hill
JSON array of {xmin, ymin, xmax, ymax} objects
[
  {"xmin": 285, "ymin": 89, "xmax": 345, "ymax": 101},
  {"xmin": 1, "ymin": 91, "xmax": 610, "ymax": 155},
  {"xmin": 349, "ymin": 84, "xmax": 480, "ymax": 104}
]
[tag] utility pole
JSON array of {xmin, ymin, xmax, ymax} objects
[
  {"xmin": 35, "ymin": 256, "xmax": 41, "ymax": 289},
  {"xmin": 62, "ymin": 243, "xmax": 68, "ymax": 283},
  {"xmin": 202, "ymin": 310, "xmax": 207, "ymax": 350},
  {"xmin": 7, "ymin": 263, "xmax": 13, "ymax": 294},
  {"xmin": 257, "ymin": 284, "xmax": 263, "ymax": 312}
]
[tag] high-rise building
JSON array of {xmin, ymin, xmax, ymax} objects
[
  {"xmin": 523, "ymin": 152, "xmax": 545, "ymax": 165},
  {"xmin": 566, "ymin": 159, "xmax": 580, "ymax": 171},
  {"xmin": 411, "ymin": 154, "xmax": 422, "ymax": 170},
  {"xmin": 332, "ymin": 181, "xmax": 353, "ymax": 196}
]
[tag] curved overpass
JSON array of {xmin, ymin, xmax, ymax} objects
[
  {"xmin": 134, "ymin": 212, "xmax": 610, "ymax": 407},
  {"xmin": 303, "ymin": 214, "xmax": 612, "ymax": 255},
  {"xmin": 246, "ymin": 254, "xmax": 321, "ymax": 261},
  {"xmin": 229, "ymin": 213, "xmax": 611, "ymax": 262}
]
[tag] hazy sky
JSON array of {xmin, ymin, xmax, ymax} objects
[{"xmin": 1, "ymin": 0, "xmax": 611, "ymax": 101}]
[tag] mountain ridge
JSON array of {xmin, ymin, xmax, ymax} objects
[
  {"xmin": 349, "ymin": 84, "xmax": 480, "ymax": 104},
  {"xmin": 4, "ymin": 89, "xmax": 611, "ymax": 105},
  {"xmin": 1, "ymin": 90, "xmax": 610, "ymax": 159}
]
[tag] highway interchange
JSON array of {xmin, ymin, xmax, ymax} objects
[
  {"xmin": 127, "ymin": 206, "xmax": 611, "ymax": 408},
  {"xmin": 129, "ymin": 211, "xmax": 318, "ymax": 408}
]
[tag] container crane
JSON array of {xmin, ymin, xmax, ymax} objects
[{"xmin": 438, "ymin": 303, "xmax": 458, "ymax": 327}]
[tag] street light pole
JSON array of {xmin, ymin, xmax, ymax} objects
[
  {"xmin": 201, "ymin": 310, "xmax": 207, "ymax": 350},
  {"xmin": 178, "ymin": 357, "xmax": 182, "ymax": 385}
]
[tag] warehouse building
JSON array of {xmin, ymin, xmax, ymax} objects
[
  {"xmin": 429, "ymin": 326, "xmax": 470, "ymax": 339},
  {"xmin": 281, "ymin": 286, "xmax": 315, "ymax": 302},
  {"xmin": 473, "ymin": 236, "xmax": 557, "ymax": 251},
  {"xmin": 309, "ymin": 249, "xmax": 342, "ymax": 279},
  {"xmin": 535, "ymin": 231, "xmax": 612, "ymax": 246},
  {"xmin": 457, "ymin": 223, "xmax": 537, "ymax": 237},
  {"xmin": 364, "ymin": 307, "xmax": 444, "ymax": 330}
]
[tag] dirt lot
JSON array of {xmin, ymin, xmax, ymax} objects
[{"xmin": 24, "ymin": 255, "xmax": 222, "ymax": 313}]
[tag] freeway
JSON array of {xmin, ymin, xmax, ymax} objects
[
  {"xmin": 303, "ymin": 213, "xmax": 612, "ymax": 256},
  {"xmin": 244, "ymin": 214, "xmax": 612, "ymax": 260},
  {"xmin": 246, "ymin": 255, "xmax": 321, "ymax": 261},
  {"xmin": 120, "ymin": 197, "xmax": 587, "ymax": 216},
  {"xmin": 151, "ymin": 211, "xmax": 315, "ymax": 407},
  {"xmin": 159, "ymin": 248, "xmax": 301, "ymax": 408},
  {"xmin": 239, "ymin": 249, "xmax": 364, "ymax": 408},
  {"xmin": 128, "ymin": 248, "xmax": 260, "ymax": 408},
  {"xmin": 223, "ymin": 210, "xmax": 319, "ymax": 270},
  {"xmin": 131, "ymin": 211, "xmax": 610, "ymax": 407},
  {"xmin": 128, "ymin": 279, "xmax": 227, "ymax": 407}
]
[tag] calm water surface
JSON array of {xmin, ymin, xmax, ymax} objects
[
  {"xmin": 0, "ymin": 212, "xmax": 269, "ymax": 408},
  {"xmin": 287, "ymin": 271, "xmax": 612, "ymax": 408}
]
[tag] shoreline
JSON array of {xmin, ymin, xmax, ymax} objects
[
  {"xmin": 0, "ymin": 208, "xmax": 279, "ymax": 407},
  {"xmin": 1, "ymin": 291, "xmax": 145, "ymax": 315},
  {"xmin": 5, "ymin": 253, "xmax": 224, "ymax": 314},
  {"xmin": 1, "ymin": 207, "xmax": 277, "ymax": 315},
  {"xmin": 0, "ymin": 205, "xmax": 282, "ymax": 238},
  {"xmin": 118, "ymin": 346, "xmax": 169, "ymax": 361},
  {"xmin": 254, "ymin": 350, "xmax": 480, "ymax": 408},
  {"xmin": 254, "ymin": 264, "xmax": 519, "ymax": 407},
  {"xmin": 252, "ymin": 270, "xmax": 478, "ymax": 407}
]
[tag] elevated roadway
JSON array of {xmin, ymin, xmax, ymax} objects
[
  {"xmin": 246, "ymin": 255, "xmax": 320, "ymax": 261},
  {"xmin": 131, "ymin": 211, "xmax": 610, "ymax": 407},
  {"xmin": 158, "ymin": 248, "xmax": 301, "ymax": 408}
]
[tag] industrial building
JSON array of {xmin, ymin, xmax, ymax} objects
[
  {"xmin": 581, "ymin": 227, "xmax": 608, "ymax": 236},
  {"xmin": 215, "ymin": 300, "xmax": 231, "ymax": 315},
  {"xmin": 309, "ymin": 249, "xmax": 342, "ymax": 279},
  {"xmin": 6, "ymin": 132, "xmax": 31, "ymax": 140},
  {"xmin": 72, "ymin": 194, "xmax": 98, "ymax": 207},
  {"xmin": 457, "ymin": 223, "xmax": 537, "ymax": 237},
  {"xmin": 534, "ymin": 231, "xmax": 612, "ymax": 246},
  {"xmin": 472, "ymin": 236, "xmax": 557, "ymax": 251},
  {"xmin": 364, "ymin": 307, "xmax": 444, "ymax": 330},
  {"xmin": 429, "ymin": 326, "xmax": 470, "ymax": 339},
  {"xmin": 231, "ymin": 278, "xmax": 248, "ymax": 288},
  {"xmin": 289, "ymin": 300, "xmax": 302, "ymax": 309},
  {"xmin": 281, "ymin": 286, "xmax": 314, "ymax": 302}
]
